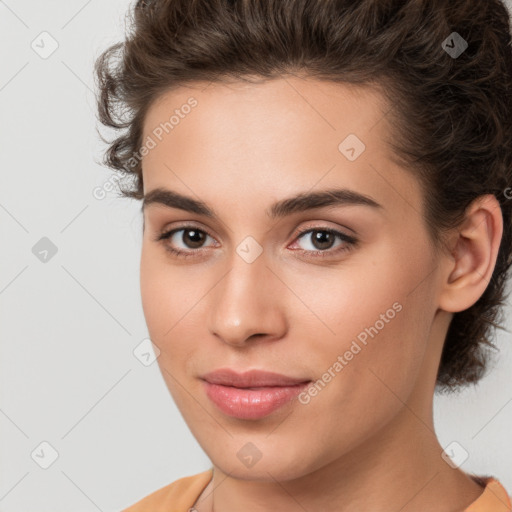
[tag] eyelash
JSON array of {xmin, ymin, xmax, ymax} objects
[{"xmin": 154, "ymin": 225, "xmax": 358, "ymax": 260}]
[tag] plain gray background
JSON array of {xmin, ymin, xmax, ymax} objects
[{"xmin": 1, "ymin": 1, "xmax": 511, "ymax": 510}]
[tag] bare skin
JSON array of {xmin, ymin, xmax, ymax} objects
[{"xmin": 139, "ymin": 76, "xmax": 502, "ymax": 512}]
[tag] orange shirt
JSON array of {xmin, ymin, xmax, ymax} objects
[{"xmin": 122, "ymin": 468, "xmax": 512, "ymax": 512}]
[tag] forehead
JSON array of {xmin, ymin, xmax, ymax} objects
[
  {"xmin": 142, "ymin": 76, "xmax": 387, "ymax": 144},
  {"xmin": 140, "ymin": 77, "xmax": 424, "ymax": 223},
  {"xmin": 141, "ymin": 77, "xmax": 397, "ymax": 179}
]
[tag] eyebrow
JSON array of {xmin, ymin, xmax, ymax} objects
[{"xmin": 141, "ymin": 187, "xmax": 383, "ymax": 220}]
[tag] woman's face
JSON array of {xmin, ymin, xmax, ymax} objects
[{"xmin": 139, "ymin": 77, "xmax": 446, "ymax": 480}]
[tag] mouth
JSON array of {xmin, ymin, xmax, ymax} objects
[{"xmin": 201, "ymin": 368, "xmax": 312, "ymax": 420}]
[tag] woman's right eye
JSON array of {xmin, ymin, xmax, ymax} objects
[{"xmin": 155, "ymin": 226, "xmax": 216, "ymax": 259}]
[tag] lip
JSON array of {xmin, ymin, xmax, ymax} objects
[
  {"xmin": 202, "ymin": 368, "xmax": 310, "ymax": 387},
  {"xmin": 201, "ymin": 369, "xmax": 311, "ymax": 420}
]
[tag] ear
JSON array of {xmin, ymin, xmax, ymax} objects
[{"xmin": 438, "ymin": 194, "xmax": 503, "ymax": 313}]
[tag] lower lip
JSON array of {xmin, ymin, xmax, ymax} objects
[{"xmin": 203, "ymin": 381, "xmax": 310, "ymax": 420}]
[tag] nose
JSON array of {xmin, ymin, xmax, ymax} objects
[{"xmin": 207, "ymin": 255, "xmax": 287, "ymax": 348}]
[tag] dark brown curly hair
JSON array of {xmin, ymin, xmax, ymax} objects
[{"xmin": 94, "ymin": 0, "xmax": 512, "ymax": 393}]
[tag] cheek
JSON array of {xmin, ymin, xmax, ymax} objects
[
  {"xmin": 140, "ymin": 257, "xmax": 168, "ymax": 338},
  {"xmin": 140, "ymin": 244, "xmax": 206, "ymax": 379},
  {"xmin": 296, "ymin": 243, "xmax": 435, "ymax": 401},
  {"xmin": 140, "ymin": 244, "xmax": 193, "ymax": 336},
  {"xmin": 288, "ymin": 276, "xmax": 433, "ymax": 461}
]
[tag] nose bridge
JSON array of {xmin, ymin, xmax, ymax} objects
[{"xmin": 207, "ymin": 246, "xmax": 285, "ymax": 345}]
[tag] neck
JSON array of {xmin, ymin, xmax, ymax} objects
[{"xmin": 199, "ymin": 407, "xmax": 481, "ymax": 512}]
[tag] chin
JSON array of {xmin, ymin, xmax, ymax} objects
[{"xmin": 200, "ymin": 436, "xmax": 326, "ymax": 482}]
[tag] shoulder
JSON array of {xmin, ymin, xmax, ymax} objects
[
  {"xmin": 121, "ymin": 468, "xmax": 214, "ymax": 512},
  {"xmin": 465, "ymin": 475, "xmax": 512, "ymax": 512}
]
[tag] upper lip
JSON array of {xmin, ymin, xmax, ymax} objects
[{"xmin": 201, "ymin": 368, "xmax": 311, "ymax": 388}]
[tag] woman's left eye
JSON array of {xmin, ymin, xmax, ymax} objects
[
  {"xmin": 155, "ymin": 225, "xmax": 358, "ymax": 259},
  {"xmin": 291, "ymin": 227, "xmax": 357, "ymax": 257}
]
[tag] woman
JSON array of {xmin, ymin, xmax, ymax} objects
[{"xmin": 94, "ymin": 0, "xmax": 512, "ymax": 510}]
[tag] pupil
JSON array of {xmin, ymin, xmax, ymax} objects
[
  {"xmin": 184, "ymin": 229, "xmax": 205, "ymax": 248},
  {"xmin": 313, "ymin": 230, "xmax": 333, "ymax": 250}
]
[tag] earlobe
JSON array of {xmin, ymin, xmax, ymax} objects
[{"xmin": 438, "ymin": 194, "xmax": 503, "ymax": 313}]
